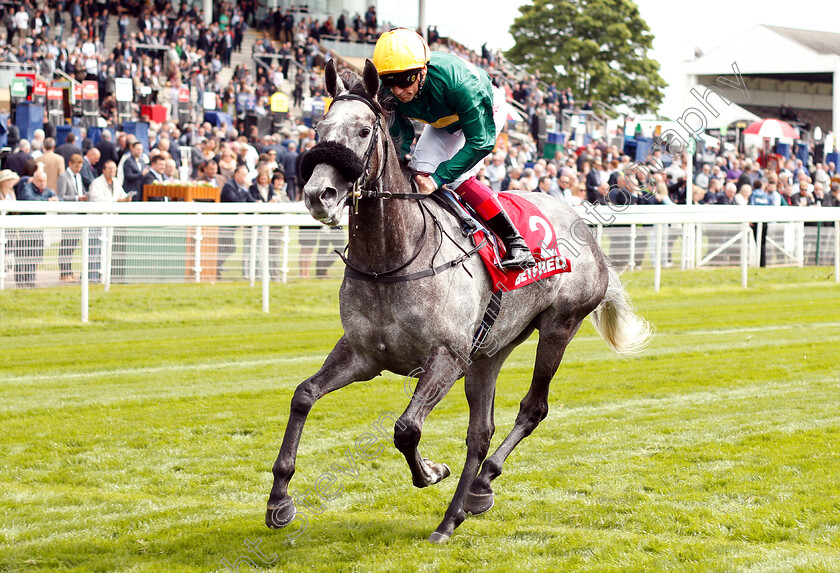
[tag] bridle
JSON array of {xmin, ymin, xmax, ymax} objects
[
  {"xmin": 317, "ymin": 92, "xmax": 487, "ymax": 283},
  {"xmin": 328, "ymin": 93, "xmax": 432, "ymax": 204},
  {"xmin": 328, "ymin": 93, "xmax": 389, "ymax": 209}
]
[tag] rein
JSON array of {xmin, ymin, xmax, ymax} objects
[
  {"xmin": 337, "ymin": 199, "xmax": 487, "ymax": 283},
  {"xmin": 317, "ymin": 92, "xmax": 486, "ymax": 283}
]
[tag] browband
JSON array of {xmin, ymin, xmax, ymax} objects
[{"xmin": 330, "ymin": 93, "xmax": 380, "ymax": 117}]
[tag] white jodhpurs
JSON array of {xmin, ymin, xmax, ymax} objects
[{"xmin": 410, "ymin": 86, "xmax": 508, "ymax": 190}]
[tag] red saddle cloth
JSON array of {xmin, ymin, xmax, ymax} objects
[{"xmin": 473, "ymin": 192, "xmax": 571, "ymax": 291}]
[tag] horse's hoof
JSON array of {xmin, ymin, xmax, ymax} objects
[
  {"xmin": 428, "ymin": 531, "xmax": 450, "ymax": 544},
  {"xmin": 265, "ymin": 497, "xmax": 296, "ymax": 529},
  {"xmin": 463, "ymin": 491, "xmax": 495, "ymax": 516},
  {"xmin": 433, "ymin": 462, "xmax": 451, "ymax": 484},
  {"xmin": 413, "ymin": 459, "xmax": 451, "ymax": 488}
]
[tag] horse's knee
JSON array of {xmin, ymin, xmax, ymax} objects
[
  {"xmin": 393, "ymin": 419, "xmax": 420, "ymax": 453},
  {"xmin": 466, "ymin": 424, "xmax": 494, "ymax": 455},
  {"xmin": 289, "ymin": 381, "xmax": 318, "ymax": 416}
]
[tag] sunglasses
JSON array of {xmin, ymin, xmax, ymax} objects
[{"xmin": 380, "ymin": 70, "xmax": 420, "ymax": 89}]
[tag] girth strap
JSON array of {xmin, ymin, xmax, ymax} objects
[{"xmin": 470, "ymin": 289, "xmax": 503, "ymax": 359}]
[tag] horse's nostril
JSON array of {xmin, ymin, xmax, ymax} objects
[{"xmin": 320, "ymin": 187, "xmax": 337, "ymax": 203}]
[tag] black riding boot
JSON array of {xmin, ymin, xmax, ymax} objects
[{"xmin": 486, "ymin": 211, "xmax": 536, "ymax": 270}]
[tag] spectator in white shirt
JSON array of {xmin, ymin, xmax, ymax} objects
[
  {"xmin": 14, "ymin": 8, "xmax": 29, "ymax": 47},
  {"xmin": 89, "ymin": 160, "xmax": 131, "ymax": 202},
  {"xmin": 485, "ymin": 154, "xmax": 507, "ymax": 192},
  {"xmin": 81, "ymin": 36, "xmax": 97, "ymax": 58},
  {"xmin": 164, "ymin": 159, "xmax": 179, "ymax": 181},
  {"xmin": 694, "ymin": 163, "xmax": 711, "ymax": 190}
]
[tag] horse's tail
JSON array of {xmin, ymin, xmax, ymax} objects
[{"xmin": 590, "ymin": 265, "xmax": 654, "ymax": 355}]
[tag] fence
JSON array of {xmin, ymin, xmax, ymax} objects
[
  {"xmin": 599, "ymin": 204, "xmax": 839, "ymax": 290},
  {"xmin": 1, "ymin": 202, "xmax": 838, "ymax": 321},
  {"xmin": 319, "ymin": 36, "xmax": 376, "ymax": 60}
]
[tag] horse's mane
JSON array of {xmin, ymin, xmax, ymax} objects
[
  {"xmin": 337, "ymin": 68, "xmax": 388, "ymax": 118},
  {"xmin": 335, "ymin": 66, "xmax": 415, "ymax": 182},
  {"xmin": 336, "ymin": 67, "xmax": 413, "ymax": 172}
]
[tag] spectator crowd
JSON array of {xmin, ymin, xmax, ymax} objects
[
  {"xmin": 471, "ymin": 137, "xmax": 840, "ymax": 210},
  {"xmin": 1, "ymin": 1, "xmax": 837, "ymax": 287}
]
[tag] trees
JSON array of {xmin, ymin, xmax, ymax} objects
[{"xmin": 506, "ymin": 0, "xmax": 666, "ymax": 113}]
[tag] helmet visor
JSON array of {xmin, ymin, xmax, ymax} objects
[{"xmin": 380, "ymin": 69, "xmax": 421, "ymax": 89}]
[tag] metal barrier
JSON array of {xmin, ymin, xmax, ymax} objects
[
  {"xmin": 319, "ymin": 36, "xmax": 375, "ymax": 59},
  {"xmin": 595, "ymin": 204, "xmax": 839, "ymax": 291},
  {"xmin": 1, "ymin": 202, "xmax": 838, "ymax": 321}
]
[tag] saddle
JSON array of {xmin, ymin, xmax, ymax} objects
[{"xmin": 431, "ymin": 189, "xmax": 572, "ymax": 292}]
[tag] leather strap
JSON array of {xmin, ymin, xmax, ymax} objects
[
  {"xmin": 470, "ymin": 289, "xmax": 503, "ymax": 359},
  {"xmin": 340, "ymin": 238, "xmax": 486, "ymax": 283}
]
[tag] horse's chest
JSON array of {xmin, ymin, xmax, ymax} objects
[
  {"xmin": 340, "ymin": 292, "xmax": 470, "ymax": 364},
  {"xmin": 343, "ymin": 304, "xmax": 430, "ymax": 343}
]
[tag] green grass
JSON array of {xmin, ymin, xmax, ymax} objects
[{"xmin": 1, "ymin": 267, "xmax": 839, "ymax": 572}]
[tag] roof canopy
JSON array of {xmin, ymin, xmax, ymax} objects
[
  {"xmin": 684, "ymin": 25, "xmax": 840, "ymax": 76},
  {"xmin": 692, "ymin": 85, "xmax": 761, "ymax": 129}
]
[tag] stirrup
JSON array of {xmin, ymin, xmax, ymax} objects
[{"xmin": 501, "ymin": 246, "xmax": 536, "ymax": 270}]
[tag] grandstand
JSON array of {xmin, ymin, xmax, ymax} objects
[{"xmin": 0, "ymin": 4, "xmax": 837, "ymax": 293}]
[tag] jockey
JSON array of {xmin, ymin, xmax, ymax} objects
[{"xmin": 373, "ymin": 28, "xmax": 536, "ymax": 270}]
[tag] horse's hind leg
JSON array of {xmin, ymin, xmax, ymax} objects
[
  {"xmin": 464, "ymin": 319, "xmax": 583, "ymax": 515},
  {"xmin": 394, "ymin": 346, "xmax": 463, "ymax": 489},
  {"xmin": 266, "ymin": 336, "xmax": 379, "ymax": 529},
  {"xmin": 428, "ymin": 355, "xmax": 500, "ymax": 543}
]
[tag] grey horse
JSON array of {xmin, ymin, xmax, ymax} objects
[{"xmin": 266, "ymin": 60, "xmax": 653, "ymax": 543}]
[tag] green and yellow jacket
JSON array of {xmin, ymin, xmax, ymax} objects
[{"xmin": 388, "ymin": 51, "xmax": 497, "ymax": 187}]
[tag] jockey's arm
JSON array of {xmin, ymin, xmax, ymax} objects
[{"xmin": 431, "ymin": 76, "xmax": 496, "ymax": 188}]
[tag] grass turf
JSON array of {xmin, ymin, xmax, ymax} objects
[{"xmin": 1, "ymin": 267, "xmax": 839, "ymax": 572}]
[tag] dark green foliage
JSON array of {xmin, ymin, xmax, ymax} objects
[{"xmin": 506, "ymin": 0, "xmax": 667, "ymax": 113}]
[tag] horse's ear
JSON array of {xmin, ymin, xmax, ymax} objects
[
  {"xmin": 363, "ymin": 59, "xmax": 380, "ymax": 100},
  {"xmin": 325, "ymin": 60, "xmax": 345, "ymax": 98}
]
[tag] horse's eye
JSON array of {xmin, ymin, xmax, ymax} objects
[{"xmin": 359, "ymin": 127, "xmax": 371, "ymax": 138}]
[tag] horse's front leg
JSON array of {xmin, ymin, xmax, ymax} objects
[
  {"xmin": 395, "ymin": 346, "xmax": 462, "ymax": 489},
  {"xmin": 266, "ymin": 336, "xmax": 379, "ymax": 529}
]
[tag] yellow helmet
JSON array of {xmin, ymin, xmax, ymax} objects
[{"xmin": 373, "ymin": 28, "xmax": 430, "ymax": 81}]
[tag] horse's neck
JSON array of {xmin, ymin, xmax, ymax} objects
[{"xmin": 347, "ymin": 142, "xmax": 424, "ymax": 270}]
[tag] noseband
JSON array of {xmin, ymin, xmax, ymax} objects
[{"xmin": 300, "ymin": 93, "xmax": 431, "ymax": 202}]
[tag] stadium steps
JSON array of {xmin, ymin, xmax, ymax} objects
[
  {"xmin": 103, "ymin": 15, "xmax": 140, "ymax": 59},
  {"xmin": 217, "ymin": 28, "xmax": 263, "ymax": 89},
  {"xmin": 101, "ymin": 14, "xmax": 261, "ymax": 95}
]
